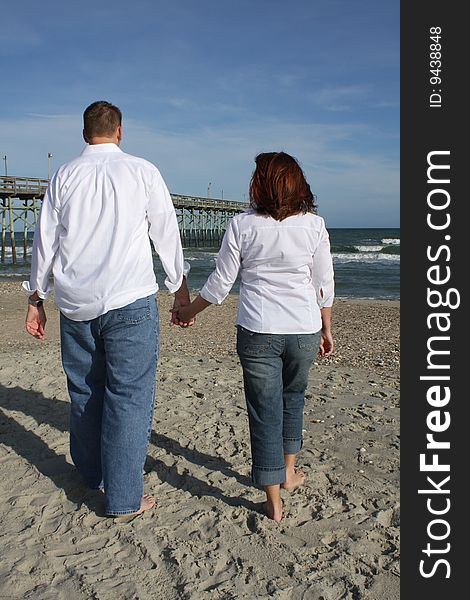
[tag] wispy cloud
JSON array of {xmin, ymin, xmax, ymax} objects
[
  {"xmin": 1, "ymin": 1, "xmax": 399, "ymax": 227},
  {"xmin": 0, "ymin": 113, "xmax": 398, "ymax": 226},
  {"xmin": 26, "ymin": 113, "xmax": 78, "ymax": 120},
  {"xmin": 309, "ymin": 85, "xmax": 372, "ymax": 112}
]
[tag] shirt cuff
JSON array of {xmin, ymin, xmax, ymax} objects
[
  {"xmin": 319, "ymin": 298, "xmax": 334, "ymax": 309},
  {"xmin": 164, "ymin": 261, "xmax": 191, "ymax": 293},
  {"xmin": 199, "ymin": 286, "xmax": 224, "ymax": 305},
  {"xmin": 317, "ymin": 290, "xmax": 334, "ymax": 308},
  {"xmin": 22, "ymin": 281, "xmax": 52, "ymax": 299}
]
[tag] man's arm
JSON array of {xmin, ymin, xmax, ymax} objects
[
  {"xmin": 25, "ymin": 292, "xmax": 47, "ymax": 340},
  {"xmin": 23, "ymin": 175, "xmax": 61, "ymax": 340},
  {"xmin": 146, "ymin": 169, "xmax": 193, "ymax": 325}
]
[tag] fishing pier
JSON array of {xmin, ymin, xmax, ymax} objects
[{"xmin": 0, "ymin": 176, "xmax": 248, "ymax": 263}]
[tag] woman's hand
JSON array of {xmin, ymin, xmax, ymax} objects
[
  {"xmin": 173, "ymin": 294, "xmax": 212, "ymax": 326},
  {"xmin": 319, "ymin": 329, "xmax": 334, "ymax": 357},
  {"xmin": 170, "ymin": 301, "xmax": 195, "ymax": 328},
  {"xmin": 319, "ymin": 306, "xmax": 333, "ymax": 357},
  {"xmin": 176, "ymin": 304, "xmax": 195, "ymax": 324}
]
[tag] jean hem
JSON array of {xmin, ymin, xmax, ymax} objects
[
  {"xmin": 283, "ymin": 437, "xmax": 303, "ymax": 455},
  {"xmin": 252, "ymin": 465, "xmax": 286, "ymax": 487},
  {"xmin": 105, "ymin": 507, "xmax": 141, "ymax": 516}
]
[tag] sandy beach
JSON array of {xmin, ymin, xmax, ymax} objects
[{"xmin": 0, "ymin": 281, "xmax": 399, "ymax": 599}]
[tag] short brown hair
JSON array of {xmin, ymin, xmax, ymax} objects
[
  {"xmin": 83, "ymin": 101, "xmax": 122, "ymax": 139},
  {"xmin": 249, "ymin": 152, "xmax": 317, "ymax": 221}
]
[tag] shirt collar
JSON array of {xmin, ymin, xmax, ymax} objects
[{"xmin": 81, "ymin": 143, "xmax": 123, "ymax": 155}]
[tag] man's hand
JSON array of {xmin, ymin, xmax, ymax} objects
[
  {"xmin": 25, "ymin": 304, "xmax": 47, "ymax": 340},
  {"xmin": 170, "ymin": 277, "xmax": 195, "ymax": 327}
]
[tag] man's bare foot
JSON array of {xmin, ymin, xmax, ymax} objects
[
  {"xmin": 108, "ymin": 494, "xmax": 156, "ymax": 518},
  {"xmin": 134, "ymin": 494, "xmax": 156, "ymax": 515},
  {"xmin": 265, "ymin": 499, "xmax": 283, "ymax": 523},
  {"xmin": 281, "ymin": 469, "xmax": 306, "ymax": 492}
]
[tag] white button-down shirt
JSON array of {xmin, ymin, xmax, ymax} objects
[
  {"xmin": 200, "ymin": 209, "xmax": 334, "ymax": 334},
  {"xmin": 23, "ymin": 143, "xmax": 188, "ymax": 321}
]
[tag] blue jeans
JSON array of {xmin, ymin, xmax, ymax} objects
[
  {"xmin": 236, "ymin": 326, "xmax": 321, "ymax": 487},
  {"xmin": 60, "ymin": 295, "xmax": 159, "ymax": 515}
]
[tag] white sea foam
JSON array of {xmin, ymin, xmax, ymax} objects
[
  {"xmin": 333, "ymin": 252, "xmax": 400, "ymax": 263},
  {"xmin": 381, "ymin": 238, "xmax": 400, "ymax": 245},
  {"xmin": 184, "ymin": 252, "xmax": 218, "ymax": 261},
  {"xmin": 0, "ymin": 247, "xmax": 29, "ymax": 261},
  {"xmin": 354, "ymin": 245, "xmax": 385, "ymax": 253}
]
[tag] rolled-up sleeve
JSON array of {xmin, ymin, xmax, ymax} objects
[
  {"xmin": 312, "ymin": 218, "xmax": 334, "ymax": 308},
  {"xmin": 22, "ymin": 176, "xmax": 61, "ymax": 298},
  {"xmin": 146, "ymin": 170, "xmax": 189, "ymax": 293},
  {"xmin": 200, "ymin": 217, "xmax": 241, "ymax": 304}
]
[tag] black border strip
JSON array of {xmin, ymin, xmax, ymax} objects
[{"xmin": 401, "ymin": 2, "xmax": 466, "ymax": 595}]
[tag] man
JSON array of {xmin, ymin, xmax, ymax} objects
[{"xmin": 23, "ymin": 100, "xmax": 192, "ymax": 516}]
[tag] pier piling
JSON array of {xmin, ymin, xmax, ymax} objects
[{"xmin": 1, "ymin": 176, "xmax": 248, "ymax": 263}]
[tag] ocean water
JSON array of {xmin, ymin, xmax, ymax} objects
[{"xmin": 0, "ymin": 228, "xmax": 400, "ymax": 300}]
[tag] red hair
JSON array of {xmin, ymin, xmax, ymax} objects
[{"xmin": 249, "ymin": 152, "xmax": 316, "ymax": 221}]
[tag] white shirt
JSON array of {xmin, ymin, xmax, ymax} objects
[
  {"xmin": 200, "ymin": 209, "xmax": 334, "ymax": 334},
  {"xmin": 23, "ymin": 143, "xmax": 188, "ymax": 321}
]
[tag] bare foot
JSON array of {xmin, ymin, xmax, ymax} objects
[
  {"xmin": 281, "ymin": 469, "xmax": 306, "ymax": 492},
  {"xmin": 134, "ymin": 494, "xmax": 156, "ymax": 515},
  {"xmin": 265, "ymin": 499, "xmax": 283, "ymax": 523},
  {"xmin": 108, "ymin": 494, "xmax": 156, "ymax": 518}
]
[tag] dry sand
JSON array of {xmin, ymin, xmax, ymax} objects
[{"xmin": 0, "ymin": 281, "xmax": 399, "ymax": 600}]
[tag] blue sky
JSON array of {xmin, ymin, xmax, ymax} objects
[{"xmin": 0, "ymin": 0, "xmax": 399, "ymax": 227}]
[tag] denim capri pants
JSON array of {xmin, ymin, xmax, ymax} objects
[{"xmin": 236, "ymin": 325, "xmax": 321, "ymax": 487}]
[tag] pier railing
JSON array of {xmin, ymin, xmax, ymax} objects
[
  {"xmin": 0, "ymin": 176, "xmax": 49, "ymax": 199},
  {"xmin": 0, "ymin": 176, "xmax": 249, "ymax": 263}
]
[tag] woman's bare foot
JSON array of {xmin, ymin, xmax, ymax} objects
[
  {"xmin": 265, "ymin": 498, "xmax": 283, "ymax": 523},
  {"xmin": 263, "ymin": 484, "xmax": 283, "ymax": 523},
  {"xmin": 108, "ymin": 494, "xmax": 156, "ymax": 518},
  {"xmin": 281, "ymin": 468, "xmax": 306, "ymax": 492}
]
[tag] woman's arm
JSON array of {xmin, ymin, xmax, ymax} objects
[
  {"xmin": 177, "ymin": 217, "xmax": 242, "ymax": 323},
  {"xmin": 198, "ymin": 217, "xmax": 241, "ymax": 305},
  {"xmin": 177, "ymin": 294, "xmax": 212, "ymax": 323},
  {"xmin": 312, "ymin": 218, "xmax": 334, "ymax": 358},
  {"xmin": 311, "ymin": 217, "xmax": 334, "ymax": 309},
  {"xmin": 319, "ymin": 306, "xmax": 334, "ymax": 357}
]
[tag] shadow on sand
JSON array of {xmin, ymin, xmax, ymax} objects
[{"xmin": 0, "ymin": 385, "xmax": 260, "ymax": 516}]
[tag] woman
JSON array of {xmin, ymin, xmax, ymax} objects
[{"xmin": 177, "ymin": 152, "xmax": 334, "ymax": 522}]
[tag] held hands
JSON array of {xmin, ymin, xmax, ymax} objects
[
  {"xmin": 170, "ymin": 294, "xmax": 210, "ymax": 327},
  {"xmin": 25, "ymin": 304, "xmax": 47, "ymax": 340},
  {"xmin": 170, "ymin": 300, "xmax": 195, "ymax": 328},
  {"xmin": 170, "ymin": 277, "xmax": 195, "ymax": 328},
  {"xmin": 175, "ymin": 304, "xmax": 195, "ymax": 324}
]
